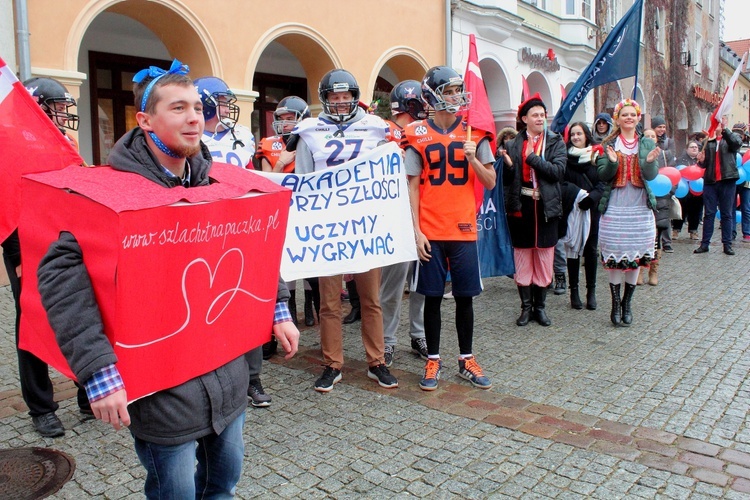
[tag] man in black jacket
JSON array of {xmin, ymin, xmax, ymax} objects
[
  {"xmin": 694, "ymin": 118, "xmax": 743, "ymax": 255},
  {"xmin": 502, "ymin": 93, "xmax": 566, "ymax": 327},
  {"xmin": 37, "ymin": 61, "xmax": 299, "ymax": 498}
]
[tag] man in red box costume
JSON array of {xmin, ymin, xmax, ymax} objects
[{"xmin": 36, "ymin": 60, "xmax": 299, "ymax": 499}]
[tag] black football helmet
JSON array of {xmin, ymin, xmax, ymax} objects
[
  {"xmin": 390, "ymin": 80, "xmax": 427, "ymax": 120},
  {"xmin": 194, "ymin": 76, "xmax": 240, "ymax": 127},
  {"xmin": 24, "ymin": 77, "xmax": 79, "ymax": 131},
  {"xmin": 318, "ymin": 69, "xmax": 360, "ymax": 122},
  {"xmin": 421, "ymin": 66, "xmax": 471, "ymax": 114},
  {"xmin": 272, "ymin": 96, "xmax": 311, "ymax": 137}
]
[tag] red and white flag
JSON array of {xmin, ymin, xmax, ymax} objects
[
  {"xmin": 463, "ymin": 34, "xmax": 497, "ymax": 152},
  {"xmin": 708, "ymin": 52, "xmax": 748, "ymax": 137},
  {"xmin": 462, "ymin": 34, "xmax": 497, "ymax": 209},
  {"xmin": 0, "ymin": 56, "xmax": 83, "ymax": 242}
]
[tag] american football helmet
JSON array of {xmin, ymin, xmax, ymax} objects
[
  {"xmin": 421, "ymin": 66, "xmax": 471, "ymax": 114},
  {"xmin": 194, "ymin": 76, "xmax": 240, "ymax": 126},
  {"xmin": 24, "ymin": 77, "xmax": 79, "ymax": 131},
  {"xmin": 390, "ymin": 80, "xmax": 427, "ymax": 120},
  {"xmin": 318, "ymin": 69, "xmax": 360, "ymax": 122},
  {"xmin": 272, "ymin": 96, "xmax": 310, "ymax": 137}
]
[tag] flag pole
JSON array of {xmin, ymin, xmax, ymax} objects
[{"xmin": 631, "ymin": 0, "xmax": 645, "ymax": 99}]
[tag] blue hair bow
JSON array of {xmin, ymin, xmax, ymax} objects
[{"xmin": 133, "ymin": 59, "xmax": 190, "ymax": 112}]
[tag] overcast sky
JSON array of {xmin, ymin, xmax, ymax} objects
[{"xmin": 722, "ymin": 0, "xmax": 746, "ymax": 42}]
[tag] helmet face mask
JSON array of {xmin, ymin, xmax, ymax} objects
[
  {"xmin": 421, "ymin": 66, "xmax": 471, "ymax": 114},
  {"xmin": 194, "ymin": 77, "xmax": 240, "ymax": 129},
  {"xmin": 25, "ymin": 77, "xmax": 79, "ymax": 131},
  {"xmin": 319, "ymin": 69, "xmax": 360, "ymax": 122},
  {"xmin": 272, "ymin": 96, "xmax": 310, "ymax": 137}
]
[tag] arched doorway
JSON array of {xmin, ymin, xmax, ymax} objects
[
  {"xmin": 74, "ymin": 4, "xmax": 212, "ymax": 164},
  {"xmin": 370, "ymin": 51, "xmax": 429, "ymax": 120}
]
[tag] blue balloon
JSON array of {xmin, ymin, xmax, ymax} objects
[
  {"xmin": 689, "ymin": 178, "xmax": 704, "ymax": 193},
  {"xmin": 743, "ymin": 159, "xmax": 750, "ymax": 170},
  {"xmin": 737, "ymin": 168, "xmax": 747, "ymax": 185},
  {"xmin": 738, "ymin": 210, "xmax": 743, "ymax": 224},
  {"xmin": 675, "ymin": 178, "xmax": 689, "ymax": 198},
  {"xmin": 737, "ymin": 153, "xmax": 743, "ymax": 167},
  {"xmin": 675, "ymin": 164, "xmax": 686, "ymax": 171},
  {"xmin": 647, "ymin": 174, "xmax": 672, "ymax": 196}
]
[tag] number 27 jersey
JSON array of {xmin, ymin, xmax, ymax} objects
[{"xmin": 293, "ymin": 114, "xmax": 390, "ymax": 171}]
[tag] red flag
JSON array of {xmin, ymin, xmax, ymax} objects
[
  {"xmin": 521, "ymin": 75, "xmax": 531, "ymax": 102},
  {"xmin": 462, "ymin": 34, "xmax": 497, "ymax": 210},
  {"xmin": 708, "ymin": 52, "xmax": 748, "ymax": 137},
  {"xmin": 0, "ymin": 57, "xmax": 84, "ymax": 242}
]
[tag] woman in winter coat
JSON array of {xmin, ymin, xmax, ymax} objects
[
  {"xmin": 564, "ymin": 122, "xmax": 605, "ymax": 310},
  {"xmin": 672, "ymin": 140, "xmax": 703, "ymax": 240},
  {"xmin": 596, "ymin": 99, "xmax": 660, "ymax": 327}
]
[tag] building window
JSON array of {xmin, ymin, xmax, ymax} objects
[
  {"xmin": 582, "ymin": 0, "xmax": 592, "ymax": 20},
  {"xmin": 706, "ymin": 42, "xmax": 714, "ymax": 78},
  {"xmin": 566, "ymin": 0, "xmax": 575, "ymax": 15},
  {"xmin": 608, "ymin": 0, "xmax": 622, "ymax": 30},
  {"xmin": 695, "ymin": 33, "xmax": 703, "ymax": 74},
  {"xmin": 656, "ymin": 8, "xmax": 666, "ymax": 54}
]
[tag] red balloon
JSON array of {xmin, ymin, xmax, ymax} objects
[
  {"xmin": 743, "ymin": 149, "xmax": 750, "ymax": 164},
  {"xmin": 689, "ymin": 188, "xmax": 702, "ymax": 196},
  {"xmin": 681, "ymin": 164, "xmax": 703, "ymax": 181},
  {"xmin": 660, "ymin": 166, "xmax": 681, "ymax": 186}
]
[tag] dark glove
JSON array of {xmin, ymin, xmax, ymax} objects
[{"xmin": 577, "ymin": 195, "xmax": 595, "ymax": 211}]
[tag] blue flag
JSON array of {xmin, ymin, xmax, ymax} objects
[{"xmin": 550, "ymin": 0, "xmax": 644, "ymax": 132}]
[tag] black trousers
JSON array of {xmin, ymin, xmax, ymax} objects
[{"xmin": 4, "ymin": 251, "xmax": 88, "ymax": 416}]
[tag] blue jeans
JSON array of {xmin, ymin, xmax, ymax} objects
[
  {"xmin": 134, "ymin": 412, "xmax": 245, "ymax": 499},
  {"xmin": 701, "ymin": 180, "xmax": 736, "ymax": 246},
  {"xmin": 739, "ymin": 186, "xmax": 750, "ymax": 237}
]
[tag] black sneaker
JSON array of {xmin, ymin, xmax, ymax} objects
[
  {"xmin": 314, "ymin": 366, "xmax": 342, "ymax": 392},
  {"xmin": 32, "ymin": 412, "xmax": 65, "ymax": 438},
  {"xmin": 367, "ymin": 364, "xmax": 398, "ymax": 388},
  {"xmin": 411, "ymin": 338, "xmax": 428, "ymax": 360},
  {"xmin": 694, "ymin": 246, "xmax": 709, "ymax": 254},
  {"xmin": 384, "ymin": 345, "xmax": 394, "ymax": 367},
  {"xmin": 248, "ymin": 379, "xmax": 271, "ymax": 407},
  {"xmin": 663, "ymin": 246, "xmax": 674, "ymax": 253}
]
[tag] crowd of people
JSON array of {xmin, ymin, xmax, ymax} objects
[{"xmin": 4, "ymin": 60, "xmax": 749, "ymax": 497}]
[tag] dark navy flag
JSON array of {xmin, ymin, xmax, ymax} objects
[
  {"xmin": 477, "ymin": 158, "xmax": 515, "ymax": 278},
  {"xmin": 550, "ymin": 0, "xmax": 644, "ymax": 132}
]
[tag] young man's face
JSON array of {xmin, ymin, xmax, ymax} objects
[
  {"xmin": 654, "ymin": 124, "xmax": 667, "ymax": 137},
  {"xmin": 327, "ymin": 91, "xmax": 355, "ymax": 116},
  {"xmin": 277, "ymin": 111, "xmax": 298, "ymax": 134},
  {"xmin": 596, "ymin": 120, "xmax": 609, "ymax": 133},
  {"xmin": 141, "ymin": 83, "xmax": 204, "ymax": 157},
  {"xmin": 522, "ymin": 105, "xmax": 546, "ymax": 135},
  {"xmin": 441, "ymin": 85, "xmax": 463, "ymax": 105}
]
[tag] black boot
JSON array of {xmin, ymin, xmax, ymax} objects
[
  {"xmin": 309, "ymin": 278, "xmax": 321, "ymax": 321},
  {"xmin": 516, "ymin": 285, "xmax": 533, "ymax": 326},
  {"xmin": 621, "ymin": 283, "xmax": 636, "ymax": 325},
  {"xmin": 304, "ymin": 290, "xmax": 315, "ymax": 326},
  {"xmin": 288, "ymin": 289, "xmax": 298, "ymax": 326},
  {"xmin": 584, "ymin": 256, "xmax": 598, "ymax": 310},
  {"xmin": 553, "ymin": 273, "xmax": 566, "ymax": 295},
  {"xmin": 532, "ymin": 285, "xmax": 551, "ymax": 326},
  {"xmin": 586, "ymin": 287, "xmax": 597, "ymax": 310},
  {"xmin": 609, "ymin": 283, "xmax": 622, "ymax": 326},
  {"xmin": 343, "ymin": 280, "xmax": 361, "ymax": 324},
  {"xmin": 567, "ymin": 258, "xmax": 582, "ymax": 309}
]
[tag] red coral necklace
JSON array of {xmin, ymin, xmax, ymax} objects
[{"xmin": 619, "ymin": 134, "xmax": 638, "ymax": 149}]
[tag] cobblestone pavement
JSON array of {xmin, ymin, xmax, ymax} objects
[{"xmin": 2, "ymin": 233, "xmax": 750, "ymax": 498}]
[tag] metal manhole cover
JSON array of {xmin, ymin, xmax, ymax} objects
[{"xmin": 0, "ymin": 447, "xmax": 76, "ymax": 499}]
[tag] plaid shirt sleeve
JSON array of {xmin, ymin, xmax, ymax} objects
[
  {"xmin": 84, "ymin": 364, "xmax": 125, "ymax": 402},
  {"xmin": 274, "ymin": 301, "xmax": 292, "ymax": 325}
]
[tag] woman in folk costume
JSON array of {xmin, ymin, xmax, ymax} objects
[
  {"xmin": 502, "ymin": 93, "xmax": 567, "ymax": 327},
  {"xmin": 596, "ymin": 99, "xmax": 660, "ymax": 326}
]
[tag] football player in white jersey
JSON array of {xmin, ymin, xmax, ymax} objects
[
  {"xmin": 195, "ymin": 76, "xmax": 268, "ymax": 407},
  {"xmin": 291, "ymin": 69, "xmax": 398, "ymax": 393},
  {"xmin": 194, "ymin": 76, "xmax": 255, "ymax": 169}
]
